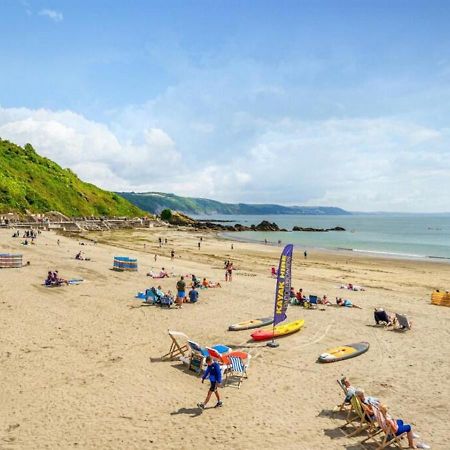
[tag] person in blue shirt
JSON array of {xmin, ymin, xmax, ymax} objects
[
  {"xmin": 188, "ymin": 287, "xmax": 199, "ymax": 303},
  {"xmin": 197, "ymin": 356, "xmax": 223, "ymax": 409}
]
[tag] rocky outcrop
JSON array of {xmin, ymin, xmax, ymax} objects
[
  {"xmin": 251, "ymin": 221, "xmax": 280, "ymax": 231},
  {"xmin": 292, "ymin": 226, "xmax": 345, "ymax": 232}
]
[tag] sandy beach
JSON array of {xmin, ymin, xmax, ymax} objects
[{"xmin": 1, "ymin": 227, "xmax": 449, "ymax": 450}]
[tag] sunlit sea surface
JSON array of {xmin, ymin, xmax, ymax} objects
[{"xmin": 191, "ymin": 214, "xmax": 450, "ymax": 261}]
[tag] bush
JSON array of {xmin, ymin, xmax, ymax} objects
[{"xmin": 160, "ymin": 209, "xmax": 172, "ymax": 222}]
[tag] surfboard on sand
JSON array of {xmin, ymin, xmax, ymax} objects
[
  {"xmin": 228, "ymin": 317, "xmax": 273, "ymax": 331},
  {"xmin": 318, "ymin": 341, "xmax": 369, "ymax": 363}
]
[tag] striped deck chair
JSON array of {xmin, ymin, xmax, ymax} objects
[
  {"xmin": 162, "ymin": 330, "xmax": 189, "ymax": 360},
  {"xmin": 369, "ymin": 405, "xmax": 407, "ymax": 450},
  {"xmin": 226, "ymin": 356, "xmax": 248, "ymax": 388},
  {"xmin": 340, "ymin": 396, "xmax": 371, "ymax": 436}
]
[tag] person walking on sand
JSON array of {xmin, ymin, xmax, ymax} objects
[
  {"xmin": 197, "ymin": 356, "xmax": 223, "ymax": 409},
  {"xmin": 198, "ymin": 241, "xmax": 201, "ymax": 250},
  {"xmin": 154, "ymin": 254, "xmax": 157, "ymax": 262},
  {"xmin": 304, "ymin": 250, "xmax": 307, "ymax": 259},
  {"xmin": 171, "ymin": 249, "xmax": 175, "ymax": 260}
]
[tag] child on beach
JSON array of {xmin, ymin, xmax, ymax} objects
[{"xmin": 197, "ymin": 356, "xmax": 223, "ymax": 409}]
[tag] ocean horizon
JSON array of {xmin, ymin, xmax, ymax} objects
[{"xmin": 192, "ymin": 213, "xmax": 450, "ymax": 261}]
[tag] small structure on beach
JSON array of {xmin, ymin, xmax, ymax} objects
[
  {"xmin": 431, "ymin": 290, "xmax": 450, "ymax": 307},
  {"xmin": 113, "ymin": 256, "xmax": 138, "ymax": 272},
  {"xmin": 0, "ymin": 253, "xmax": 23, "ymax": 268}
]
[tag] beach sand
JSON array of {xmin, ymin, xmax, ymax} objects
[{"xmin": 1, "ymin": 227, "xmax": 449, "ymax": 450}]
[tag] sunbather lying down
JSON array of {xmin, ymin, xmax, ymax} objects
[
  {"xmin": 201, "ymin": 278, "xmax": 221, "ymax": 288},
  {"xmin": 147, "ymin": 267, "xmax": 169, "ymax": 278},
  {"xmin": 340, "ymin": 283, "xmax": 365, "ymax": 291},
  {"xmin": 335, "ymin": 297, "xmax": 362, "ymax": 309}
]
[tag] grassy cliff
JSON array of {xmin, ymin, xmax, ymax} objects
[{"xmin": 0, "ymin": 139, "xmax": 144, "ymax": 217}]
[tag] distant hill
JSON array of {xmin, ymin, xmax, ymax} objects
[
  {"xmin": 0, "ymin": 139, "xmax": 144, "ymax": 217},
  {"xmin": 118, "ymin": 192, "xmax": 351, "ymax": 216}
]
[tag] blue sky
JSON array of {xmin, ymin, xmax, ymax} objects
[{"xmin": 1, "ymin": 0, "xmax": 450, "ymax": 211}]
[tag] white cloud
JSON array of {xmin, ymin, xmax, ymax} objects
[
  {"xmin": 0, "ymin": 105, "xmax": 449, "ymax": 212},
  {"xmin": 39, "ymin": 9, "xmax": 63, "ymax": 22}
]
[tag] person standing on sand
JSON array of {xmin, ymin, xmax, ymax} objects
[
  {"xmin": 175, "ymin": 276, "xmax": 186, "ymax": 308},
  {"xmin": 154, "ymin": 254, "xmax": 157, "ymax": 262},
  {"xmin": 198, "ymin": 242, "xmax": 201, "ymax": 250},
  {"xmin": 225, "ymin": 261, "xmax": 234, "ymax": 281},
  {"xmin": 197, "ymin": 356, "xmax": 223, "ymax": 409},
  {"xmin": 304, "ymin": 250, "xmax": 307, "ymax": 259},
  {"xmin": 171, "ymin": 249, "xmax": 175, "ymax": 260}
]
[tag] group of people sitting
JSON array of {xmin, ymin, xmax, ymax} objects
[
  {"xmin": 289, "ymin": 288, "xmax": 362, "ymax": 309},
  {"xmin": 191, "ymin": 274, "xmax": 221, "ymax": 289},
  {"xmin": 44, "ymin": 271, "xmax": 68, "ymax": 287},
  {"xmin": 289, "ymin": 288, "xmax": 332, "ymax": 307},
  {"xmin": 339, "ymin": 377, "xmax": 429, "ymax": 449},
  {"xmin": 144, "ymin": 283, "xmax": 199, "ymax": 308}
]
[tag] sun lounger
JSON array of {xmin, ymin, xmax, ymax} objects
[
  {"xmin": 162, "ymin": 331, "xmax": 190, "ymax": 361},
  {"xmin": 336, "ymin": 378, "xmax": 353, "ymax": 415},
  {"xmin": 395, "ymin": 313, "xmax": 411, "ymax": 331}
]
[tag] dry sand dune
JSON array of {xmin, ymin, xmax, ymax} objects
[{"xmin": 1, "ymin": 228, "xmax": 449, "ymax": 449}]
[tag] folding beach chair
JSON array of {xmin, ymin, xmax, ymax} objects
[
  {"xmin": 374, "ymin": 309, "xmax": 393, "ymax": 326},
  {"xmin": 188, "ymin": 341, "xmax": 230, "ymax": 375},
  {"xmin": 340, "ymin": 396, "xmax": 371, "ymax": 437},
  {"xmin": 367, "ymin": 405, "xmax": 408, "ymax": 450},
  {"xmin": 162, "ymin": 331, "xmax": 189, "ymax": 361},
  {"xmin": 335, "ymin": 378, "xmax": 352, "ymax": 415},
  {"xmin": 305, "ymin": 295, "xmax": 319, "ymax": 309},
  {"xmin": 188, "ymin": 340, "xmax": 208, "ymax": 374},
  {"xmin": 395, "ymin": 313, "xmax": 411, "ymax": 331},
  {"xmin": 226, "ymin": 356, "xmax": 248, "ymax": 388}
]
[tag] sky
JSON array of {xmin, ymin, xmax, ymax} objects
[{"xmin": 1, "ymin": 0, "xmax": 450, "ymax": 212}]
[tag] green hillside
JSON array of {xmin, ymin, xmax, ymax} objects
[
  {"xmin": 0, "ymin": 139, "xmax": 144, "ymax": 217},
  {"xmin": 118, "ymin": 191, "xmax": 351, "ymax": 216}
]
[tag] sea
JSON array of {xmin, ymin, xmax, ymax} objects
[{"xmin": 191, "ymin": 213, "xmax": 450, "ymax": 261}]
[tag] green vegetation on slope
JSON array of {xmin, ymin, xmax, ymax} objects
[
  {"xmin": 0, "ymin": 139, "xmax": 144, "ymax": 217},
  {"xmin": 118, "ymin": 191, "xmax": 351, "ymax": 215}
]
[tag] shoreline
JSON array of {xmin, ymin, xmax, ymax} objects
[{"xmin": 219, "ymin": 231, "xmax": 450, "ymax": 264}]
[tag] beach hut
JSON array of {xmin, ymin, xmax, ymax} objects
[
  {"xmin": 113, "ymin": 256, "xmax": 138, "ymax": 272},
  {"xmin": 431, "ymin": 290, "xmax": 450, "ymax": 307},
  {"xmin": 0, "ymin": 254, "xmax": 23, "ymax": 268}
]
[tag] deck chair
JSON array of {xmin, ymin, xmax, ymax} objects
[
  {"xmin": 162, "ymin": 330, "xmax": 189, "ymax": 360},
  {"xmin": 188, "ymin": 340, "xmax": 208, "ymax": 374},
  {"xmin": 304, "ymin": 295, "xmax": 318, "ymax": 309},
  {"xmin": 374, "ymin": 309, "xmax": 393, "ymax": 326},
  {"xmin": 368, "ymin": 405, "xmax": 408, "ymax": 450},
  {"xmin": 226, "ymin": 356, "xmax": 248, "ymax": 388},
  {"xmin": 394, "ymin": 313, "xmax": 411, "ymax": 331},
  {"xmin": 335, "ymin": 378, "xmax": 352, "ymax": 415},
  {"xmin": 340, "ymin": 396, "xmax": 371, "ymax": 437}
]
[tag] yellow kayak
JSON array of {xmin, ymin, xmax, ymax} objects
[{"xmin": 251, "ymin": 319, "xmax": 305, "ymax": 341}]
